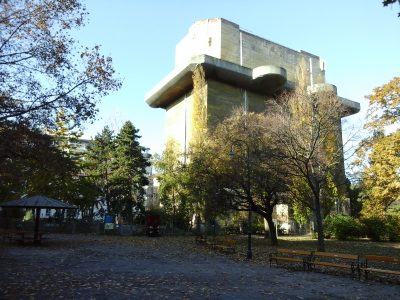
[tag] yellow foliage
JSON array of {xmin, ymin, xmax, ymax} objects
[
  {"xmin": 191, "ymin": 65, "xmax": 207, "ymax": 143},
  {"xmin": 366, "ymin": 77, "xmax": 400, "ymax": 129},
  {"xmin": 360, "ymin": 130, "xmax": 400, "ymax": 216}
]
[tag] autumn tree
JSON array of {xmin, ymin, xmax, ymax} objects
[
  {"xmin": 46, "ymin": 110, "xmax": 84, "ymax": 164},
  {"xmin": 364, "ymin": 77, "xmax": 400, "ymax": 129},
  {"xmin": 31, "ymin": 109, "xmax": 98, "ymax": 216},
  {"xmin": 201, "ymin": 109, "xmax": 291, "ymax": 246},
  {"xmin": 0, "ymin": 121, "xmax": 99, "ymax": 219},
  {"xmin": 358, "ymin": 131, "xmax": 400, "ymax": 215},
  {"xmin": 0, "ymin": 122, "xmax": 74, "ymax": 200},
  {"xmin": 184, "ymin": 137, "xmax": 232, "ymax": 231},
  {"xmin": 0, "ymin": 0, "xmax": 120, "ymax": 209},
  {"xmin": 155, "ymin": 139, "xmax": 193, "ymax": 231},
  {"xmin": 355, "ymin": 77, "xmax": 400, "ymax": 216},
  {"xmin": 0, "ymin": 0, "xmax": 121, "ymax": 129},
  {"xmin": 271, "ymin": 88, "xmax": 346, "ymax": 251},
  {"xmin": 110, "ymin": 121, "xmax": 149, "ymax": 224}
]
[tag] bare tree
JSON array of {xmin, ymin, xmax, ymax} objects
[
  {"xmin": 209, "ymin": 109, "xmax": 291, "ymax": 246},
  {"xmin": 270, "ymin": 88, "xmax": 346, "ymax": 251},
  {"xmin": 383, "ymin": 0, "xmax": 400, "ymax": 17},
  {"xmin": 0, "ymin": 0, "xmax": 121, "ymax": 129}
]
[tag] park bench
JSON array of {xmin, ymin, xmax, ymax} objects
[
  {"xmin": 308, "ymin": 251, "xmax": 360, "ymax": 277},
  {"xmin": 213, "ymin": 238, "xmax": 236, "ymax": 254},
  {"xmin": 195, "ymin": 235, "xmax": 216, "ymax": 248},
  {"xmin": 195, "ymin": 235, "xmax": 208, "ymax": 245},
  {"xmin": 1, "ymin": 229, "xmax": 25, "ymax": 243},
  {"xmin": 195, "ymin": 235, "xmax": 236, "ymax": 254},
  {"xmin": 360, "ymin": 255, "xmax": 400, "ymax": 280},
  {"xmin": 269, "ymin": 248, "xmax": 311, "ymax": 271},
  {"xmin": 1, "ymin": 229, "xmax": 43, "ymax": 245}
]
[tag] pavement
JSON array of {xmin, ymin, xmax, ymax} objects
[{"xmin": 0, "ymin": 234, "xmax": 399, "ymax": 299}]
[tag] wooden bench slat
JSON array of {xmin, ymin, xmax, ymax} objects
[
  {"xmin": 362, "ymin": 268, "xmax": 400, "ymax": 275},
  {"xmin": 273, "ymin": 257, "xmax": 304, "ymax": 263},
  {"xmin": 214, "ymin": 244, "xmax": 235, "ymax": 253},
  {"xmin": 312, "ymin": 261, "xmax": 354, "ymax": 269},
  {"xmin": 365, "ymin": 255, "xmax": 400, "ymax": 263},
  {"xmin": 361, "ymin": 255, "xmax": 400, "ymax": 280},
  {"xmin": 269, "ymin": 248, "xmax": 311, "ymax": 271},
  {"xmin": 308, "ymin": 251, "xmax": 359, "ymax": 277},
  {"xmin": 313, "ymin": 251, "xmax": 358, "ymax": 260},
  {"xmin": 277, "ymin": 248, "xmax": 310, "ymax": 256}
]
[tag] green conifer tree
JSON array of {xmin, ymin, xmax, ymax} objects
[
  {"xmin": 84, "ymin": 126, "xmax": 115, "ymax": 215},
  {"xmin": 111, "ymin": 121, "xmax": 150, "ymax": 224}
]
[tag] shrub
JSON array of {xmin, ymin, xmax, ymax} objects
[
  {"xmin": 385, "ymin": 215, "xmax": 400, "ymax": 242},
  {"xmin": 224, "ymin": 223, "xmax": 241, "ymax": 234},
  {"xmin": 360, "ymin": 216, "xmax": 387, "ymax": 241},
  {"xmin": 252, "ymin": 219, "xmax": 265, "ymax": 235},
  {"xmin": 324, "ymin": 214, "xmax": 363, "ymax": 240}
]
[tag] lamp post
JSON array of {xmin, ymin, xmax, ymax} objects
[
  {"xmin": 229, "ymin": 144, "xmax": 253, "ymax": 259},
  {"xmin": 246, "ymin": 208, "xmax": 253, "ymax": 259}
]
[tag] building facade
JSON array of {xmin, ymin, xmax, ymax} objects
[
  {"xmin": 145, "ymin": 18, "xmax": 360, "ymax": 226},
  {"xmin": 145, "ymin": 18, "xmax": 359, "ymax": 153}
]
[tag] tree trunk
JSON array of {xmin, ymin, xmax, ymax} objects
[
  {"xmin": 264, "ymin": 211, "xmax": 278, "ymax": 246},
  {"xmin": 313, "ymin": 188, "xmax": 325, "ymax": 251}
]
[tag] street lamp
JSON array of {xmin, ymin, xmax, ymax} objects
[
  {"xmin": 229, "ymin": 144, "xmax": 253, "ymax": 259},
  {"xmin": 246, "ymin": 208, "xmax": 253, "ymax": 259}
]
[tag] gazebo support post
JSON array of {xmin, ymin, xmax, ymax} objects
[{"xmin": 34, "ymin": 208, "xmax": 41, "ymax": 244}]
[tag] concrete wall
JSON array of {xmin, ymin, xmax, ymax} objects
[
  {"xmin": 169, "ymin": 18, "xmax": 344, "ymax": 182},
  {"xmin": 165, "ymin": 93, "xmax": 193, "ymax": 151},
  {"xmin": 175, "ymin": 19, "xmax": 222, "ymax": 68},
  {"xmin": 220, "ymin": 19, "xmax": 240, "ymax": 64},
  {"xmin": 165, "ymin": 79, "xmax": 269, "ymax": 152},
  {"xmin": 176, "ymin": 18, "xmax": 326, "ymax": 86},
  {"xmin": 205, "ymin": 79, "xmax": 267, "ymax": 129}
]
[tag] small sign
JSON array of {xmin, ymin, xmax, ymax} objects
[
  {"xmin": 104, "ymin": 215, "xmax": 114, "ymax": 230},
  {"xmin": 104, "ymin": 215, "xmax": 113, "ymax": 223},
  {"xmin": 104, "ymin": 223, "xmax": 114, "ymax": 230}
]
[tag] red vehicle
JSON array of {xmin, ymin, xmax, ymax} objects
[{"xmin": 145, "ymin": 215, "xmax": 160, "ymax": 237}]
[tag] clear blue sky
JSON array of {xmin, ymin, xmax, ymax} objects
[{"xmin": 76, "ymin": 0, "xmax": 400, "ymax": 155}]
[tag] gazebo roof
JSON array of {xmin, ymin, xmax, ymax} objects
[{"xmin": 0, "ymin": 195, "xmax": 77, "ymax": 209}]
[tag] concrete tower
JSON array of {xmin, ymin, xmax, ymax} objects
[{"xmin": 145, "ymin": 18, "xmax": 360, "ymax": 154}]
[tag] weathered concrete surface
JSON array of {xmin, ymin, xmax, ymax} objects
[{"xmin": 1, "ymin": 234, "xmax": 399, "ymax": 299}]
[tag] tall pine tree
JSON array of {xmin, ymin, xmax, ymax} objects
[
  {"xmin": 84, "ymin": 126, "xmax": 115, "ymax": 216},
  {"xmin": 111, "ymin": 121, "xmax": 150, "ymax": 223}
]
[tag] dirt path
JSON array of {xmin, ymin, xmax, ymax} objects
[{"xmin": 1, "ymin": 234, "xmax": 399, "ymax": 299}]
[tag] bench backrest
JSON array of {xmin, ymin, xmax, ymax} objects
[
  {"xmin": 224, "ymin": 239, "xmax": 236, "ymax": 247},
  {"xmin": 277, "ymin": 248, "xmax": 311, "ymax": 256},
  {"xmin": 313, "ymin": 251, "xmax": 358, "ymax": 260},
  {"xmin": 365, "ymin": 255, "xmax": 400, "ymax": 263}
]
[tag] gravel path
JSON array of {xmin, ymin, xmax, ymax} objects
[{"xmin": 1, "ymin": 234, "xmax": 399, "ymax": 299}]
